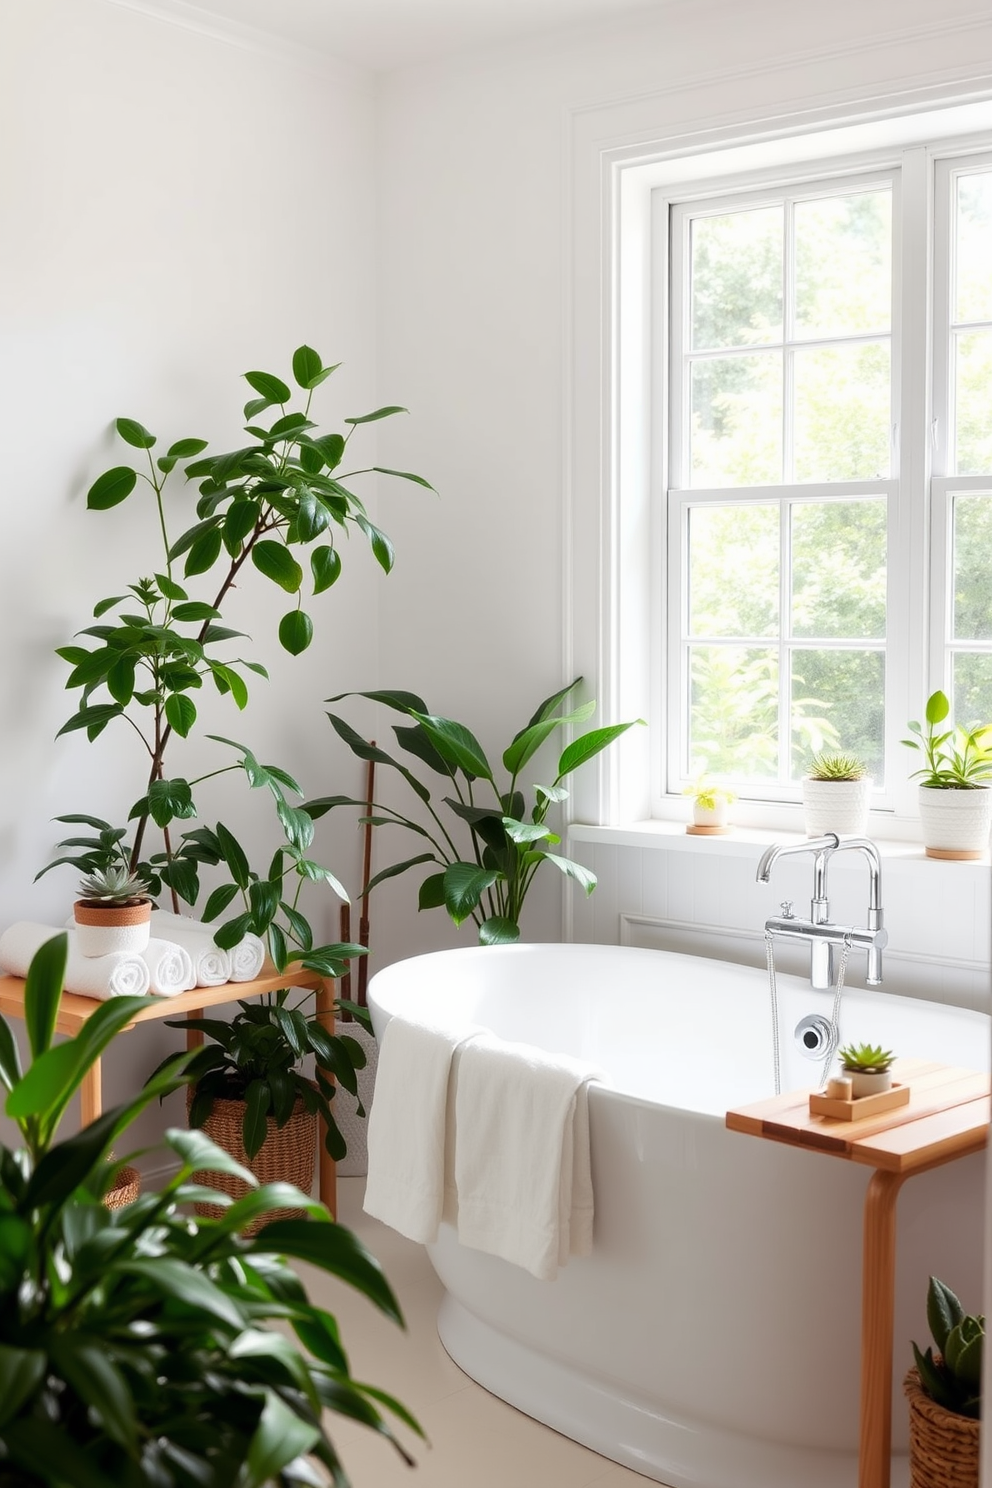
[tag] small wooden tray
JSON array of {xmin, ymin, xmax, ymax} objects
[
  {"xmin": 685, "ymin": 824, "xmax": 730, "ymax": 835},
  {"xmin": 809, "ymin": 1082, "xmax": 910, "ymax": 1121}
]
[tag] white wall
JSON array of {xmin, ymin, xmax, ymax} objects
[
  {"xmin": 0, "ymin": 0, "xmax": 384, "ymax": 1157},
  {"xmin": 372, "ymin": 0, "xmax": 992, "ymax": 981}
]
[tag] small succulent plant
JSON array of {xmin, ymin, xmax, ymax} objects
[
  {"xmin": 913, "ymin": 1276, "xmax": 983, "ymax": 1419},
  {"xmin": 839, "ymin": 1041, "xmax": 894, "ymax": 1073},
  {"xmin": 808, "ymin": 751, "xmax": 868, "ymax": 781},
  {"xmin": 77, "ymin": 865, "xmax": 152, "ymax": 905}
]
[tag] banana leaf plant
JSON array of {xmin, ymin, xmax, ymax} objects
[
  {"xmin": 308, "ymin": 679, "xmax": 643, "ymax": 944},
  {"xmin": 0, "ymin": 933, "xmax": 419, "ymax": 1487}
]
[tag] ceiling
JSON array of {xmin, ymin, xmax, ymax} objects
[{"xmin": 146, "ymin": 0, "xmax": 672, "ymax": 73}]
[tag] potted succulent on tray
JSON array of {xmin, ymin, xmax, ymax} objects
[
  {"xmin": 801, "ymin": 750, "xmax": 872, "ymax": 838},
  {"xmin": 904, "ymin": 1275, "xmax": 982, "ymax": 1488},
  {"xmin": 311, "ymin": 679, "xmax": 643, "ymax": 943},
  {"xmin": 903, "ymin": 690, "xmax": 992, "ymax": 859},
  {"xmin": 0, "ymin": 933, "xmax": 418, "ymax": 1486},
  {"xmin": 838, "ymin": 1041, "xmax": 895, "ymax": 1097}
]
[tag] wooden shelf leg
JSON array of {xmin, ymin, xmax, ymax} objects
[
  {"xmin": 80, "ymin": 1057, "xmax": 102, "ymax": 1127},
  {"xmin": 315, "ymin": 977, "xmax": 337, "ymax": 1219},
  {"xmin": 859, "ymin": 1168, "xmax": 907, "ymax": 1488}
]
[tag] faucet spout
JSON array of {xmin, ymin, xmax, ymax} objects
[
  {"xmin": 756, "ymin": 834, "xmax": 839, "ymax": 885},
  {"xmin": 757, "ymin": 833, "xmax": 885, "ymax": 990}
]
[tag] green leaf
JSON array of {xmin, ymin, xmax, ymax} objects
[
  {"xmin": 926, "ymin": 690, "xmax": 951, "ymax": 725},
  {"xmin": 120, "ymin": 1256, "xmax": 247, "ymax": 1329},
  {"xmin": 344, "ymin": 405, "xmax": 407, "ymax": 425},
  {"xmin": 86, "ymin": 466, "xmax": 137, "ymax": 510},
  {"xmin": 0, "ymin": 1014, "xmax": 23, "ymax": 1094},
  {"xmin": 410, "ymin": 712, "xmax": 493, "ymax": 781},
  {"xmin": 502, "ymin": 700, "xmax": 597, "ymax": 776},
  {"xmin": 244, "ymin": 369, "xmax": 292, "ymax": 403},
  {"xmin": 23, "ymin": 931, "xmax": 67, "ymax": 1060},
  {"xmin": 242, "ymin": 1390, "xmax": 321, "ymax": 1488},
  {"xmin": 154, "ymin": 571, "xmax": 188, "ymax": 600},
  {"xmin": 541, "ymin": 851, "xmax": 597, "ymax": 895},
  {"xmin": 48, "ymin": 1340, "xmax": 138, "ymax": 1450},
  {"xmin": 372, "ymin": 466, "xmax": 436, "ymax": 490},
  {"xmin": 418, "ymin": 872, "xmax": 447, "ymax": 910},
  {"xmin": 165, "ymin": 692, "xmax": 197, "ymax": 738},
  {"xmin": 310, "ymin": 432, "xmax": 345, "ymax": 468},
  {"xmin": 8, "ymin": 996, "xmax": 151, "ymax": 1123},
  {"xmin": 250, "ymin": 1218, "xmax": 403, "ymax": 1324},
  {"xmin": 167, "ymin": 436, "xmax": 208, "ymax": 458},
  {"xmin": 442, "ymin": 863, "xmax": 499, "ymax": 925},
  {"xmin": 279, "ymin": 609, "xmax": 313, "ymax": 655},
  {"xmin": 166, "ymin": 1125, "xmax": 257, "ymax": 1185},
  {"xmin": 216, "ymin": 821, "xmax": 251, "ymax": 889},
  {"xmin": 1, "ymin": 1420, "xmax": 121, "ymax": 1488},
  {"xmin": 56, "ymin": 703, "xmax": 124, "ymax": 739},
  {"xmin": 115, "ymin": 416, "xmax": 156, "ymax": 449},
  {"xmin": 479, "ymin": 916, "xmax": 520, "ymax": 944},
  {"xmin": 146, "ymin": 776, "xmax": 196, "ymax": 827},
  {"xmin": 184, "ymin": 525, "xmax": 224, "ymax": 577},
  {"xmin": 0, "ymin": 1345, "xmax": 46, "ymax": 1428},
  {"xmin": 365, "ymin": 852, "xmax": 436, "ymax": 896},
  {"xmin": 502, "ymin": 817, "xmax": 558, "ymax": 845},
  {"xmin": 202, "ymin": 882, "xmax": 240, "ymax": 922},
  {"xmin": 354, "ymin": 514, "xmax": 395, "ymax": 573},
  {"xmin": 224, "ymin": 498, "xmax": 260, "ymax": 550},
  {"xmin": 556, "ymin": 720, "xmax": 643, "ymax": 780},
  {"xmin": 172, "ymin": 600, "xmax": 221, "ymax": 622},
  {"xmin": 292, "ymin": 344, "xmax": 323, "ymax": 388},
  {"xmin": 243, "ymin": 1079, "xmax": 272, "ymax": 1160},
  {"xmin": 253, "ymin": 540, "xmax": 303, "ymax": 593},
  {"xmin": 106, "ymin": 655, "xmax": 135, "ymax": 706},
  {"xmin": 927, "ymin": 1275, "xmax": 965, "ymax": 1353}
]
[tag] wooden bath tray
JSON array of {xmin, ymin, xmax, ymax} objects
[{"xmin": 808, "ymin": 1081, "xmax": 909, "ymax": 1121}]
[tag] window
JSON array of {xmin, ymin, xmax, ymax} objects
[{"xmin": 656, "ymin": 139, "xmax": 992, "ymax": 814}]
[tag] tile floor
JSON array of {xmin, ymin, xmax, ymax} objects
[{"xmin": 304, "ymin": 1176, "xmax": 661, "ymax": 1488}]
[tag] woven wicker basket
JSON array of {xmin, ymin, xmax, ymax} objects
[
  {"xmin": 186, "ymin": 1085, "xmax": 316, "ymax": 1235},
  {"xmin": 904, "ymin": 1368, "xmax": 980, "ymax": 1488},
  {"xmin": 105, "ymin": 1165, "xmax": 141, "ymax": 1210}
]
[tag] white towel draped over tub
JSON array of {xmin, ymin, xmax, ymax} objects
[
  {"xmin": 0, "ymin": 922, "xmax": 151, "ymax": 998},
  {"xmin": 364, "ymin": 1013, "xmax": 602, "ymax": 1280},
  {"xmin": 453, "ymin": 1033, "xmax": 602, "ymax": 1281},
  {"xmin": 364, "ymin": 1017, "xmax": 484, "ymax": 1244}
]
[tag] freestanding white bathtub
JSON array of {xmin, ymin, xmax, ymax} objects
[{"xmin": 367, "ymin": 943, "xmax": 989, "ymax": 1488}]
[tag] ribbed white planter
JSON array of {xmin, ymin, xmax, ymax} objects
[
  {"xmin": 918, "ymin": 784, "xmax": 992, "ymax": 859},
  {"xmin": 801, "ymin": 777, "xmax": 872, "ymax": 837},
  {"xmin": 335, "ymin": 1021, "xmax": 378, "ymax": 1178}
]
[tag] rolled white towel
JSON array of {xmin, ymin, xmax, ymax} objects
[
  {"xmin": 0, "ymin": 922, "xmax": 151, "ymax": 999},
  {"xmin": 149, "ymin": 911, "xmax": 231, "ymax": 987},
  {"xmin": 228, "ymin": 931, "xmax": 265, "ymax": 982},
  {"xmin": 140, "ymin": 937, "xmax": 195, "ymax": 996}
]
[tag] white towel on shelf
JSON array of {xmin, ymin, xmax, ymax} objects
[
  {"xmin": 227, "ymin": 930, "xmax": 265, "ymax": 982},
  {"xmin": 0, "ymin": 922, "xmax": 151, "ymax": 999},
  {"xmin": 454, "ymin": 1033, "xmax": 602, "ymax": 1282},
  {"xmin": 140, "ymin": 937, "xmax": 195, "ymax": 996},
  {"xmin": 149, "ymin": 911, "xmax": 232, "ymax": 987},
  {"xmin": 364, "ymin": 1016, "xmax": 484, "ymax": 1244}
]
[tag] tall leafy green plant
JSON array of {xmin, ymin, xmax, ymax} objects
[
  {"xmin": 0, "ymin": 934, "xmax": 419, "ymax": 1486},
  {"xmin": 41, "ymin": 345, "xmax": 432, "ymax": 978},
  {"xmin": 309, "ymin": 679, "xmax": 643, "ymax": 944}
]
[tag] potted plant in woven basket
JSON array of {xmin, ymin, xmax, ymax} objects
[
  {"xmin": 801, "ymin": 750, "xmax": 871, "ymax": 837},
  {"xmin": 152, "ymin": 993, "xmax": 370, "ymax": 1231},
  {"xmin": 904, "ymin": 1275, "xmax": 982, "ymax": 1488}
]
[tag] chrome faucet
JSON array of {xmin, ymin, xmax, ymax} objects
[{"xmin": 756, "ymin": 833, "xmax": 887, "ymax": 990}]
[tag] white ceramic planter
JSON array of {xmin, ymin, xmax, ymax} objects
[
  {"xmin": 73, "ymin": 900, "xmax": 152, "ymax": 957},
  {"xmin": 801, "ymin": 777, "xmax": 872, "ymax": 837},
  {"xmin": 917, "ymin": 784, "xmax": 992, "ymax": 860},
  {"xmin": 691, "ymin": 800, "xmax": 729, "ymax": 829},
  {"xmin": 848, "ymin": 1068, "xmax": 892, "ymax": 1098}
]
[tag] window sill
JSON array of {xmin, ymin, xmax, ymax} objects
[{"xmin": 567, "ymin": 818, "xmax": 991, "ymax": 874}]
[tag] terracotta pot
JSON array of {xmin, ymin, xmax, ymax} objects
[
  {"xmin": 186, "ymin": 1084, "xmax": 317, "ymax": 1234},
  {"xmin": 73, "ymin": 898, "xmax": 152, "ymax": 957},
  {"xmin": 801, "ymin": 776, "xmax": 872, "ymax": 837},
  {"xmin": 918, "ymin": 784, "xmax": 992, "ymax": 860},
  {"xmin": 904, "ymin": 1366, "xmax": 979, "ymax": 1488}
]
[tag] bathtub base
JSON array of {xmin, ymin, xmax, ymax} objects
[{"xmin": 437, "ymin": 1294, "xmax": 908, "ymax": 1488}]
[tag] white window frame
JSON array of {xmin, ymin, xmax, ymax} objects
[{"xmin": 575, "ymin": 104, "xmax": 992, "ymax": 837}]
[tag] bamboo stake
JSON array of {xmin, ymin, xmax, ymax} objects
[
  {"xmin": 339, "ymin": 902, "xmax": 352, "ymax": 1019},
  {"xmin": 356, "ymin": 749, "xmax": 375, "ymax": 1009}
]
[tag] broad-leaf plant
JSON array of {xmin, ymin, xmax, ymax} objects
[
  {"xmin": 0, "ymin": 933, "xmax": 420, "ymax": 1487},
  {"xmin": 310, "ymin": 679, "xmax": 643, "ymax": 944}
]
